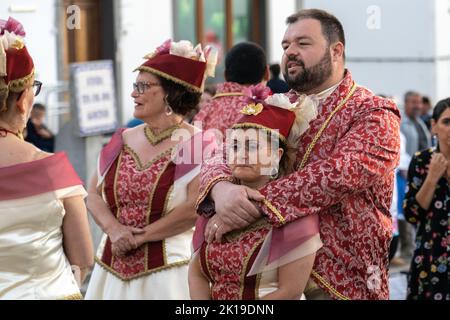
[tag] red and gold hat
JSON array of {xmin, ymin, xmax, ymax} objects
[
  {"xmin": 0, "ymin": 17, "xmax": 34, "ymax": 93},
  {"xmin": 232, "ymin": 86, "xmax": 318, "ymax": 145},
  {"xmin": 134, "ymin": 39, "xmax": 217, "ymax": 93}
]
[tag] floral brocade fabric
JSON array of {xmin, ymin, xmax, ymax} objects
[
  {"xmin": 200, "ymin": 220, "xmax": 270, "ymax": 300},
  {"xmin": 198, "ymin": 70, "xmax": 401, "ymax": 300},
  {"xmin": 99, "ymin": 146, "xmax": 181, "ymax": 280}
]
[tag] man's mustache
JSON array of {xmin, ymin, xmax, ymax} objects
[{"xmin": 285, "ymin": 58, "xmax": 305, "ymax": 69}]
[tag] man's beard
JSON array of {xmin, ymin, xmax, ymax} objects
[{"xmin": 283, "ymin": 50, "xmax": 333, "ymax": 93}]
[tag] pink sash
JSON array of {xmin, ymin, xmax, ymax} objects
[{"xmin": 0, "ymin": 152, "xmax": 83, "ymax": 201}]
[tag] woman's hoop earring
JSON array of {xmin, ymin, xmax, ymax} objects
[
  {"xmin": 270, "ymin": 167, "xmax": 279, "ymax": 180},
  {"xmin": 164, "ymin": 94, "xmax": 173, "ymax": 116}
]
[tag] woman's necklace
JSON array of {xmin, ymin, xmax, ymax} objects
[
  {"xmin": 144, "ymin": 119, "xmax": 183, "ymax": 146},
  {"xmin": 0, "ymin": 127, "xmax": 23, "ymax": 140}
]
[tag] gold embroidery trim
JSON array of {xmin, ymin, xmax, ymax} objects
[
  {"xmin": 225, "ymin": 218, "xmax": 269, "ymax": 242},
  {"xmin": 135, "ymin": 66, "xmax": 202, "ymax": 93},
  {"xmin": 8, "ymin": 68, "xmax": 35, "ymax": 93},
  {"xmin": 231, "ymin": 123, "xmax": 288, "ymax": 144},
  {"xmin": 239, "ymin": 237, "xmax": 265, "ymax": 299},
  {"xmin": 213, "ymin": 92, "xmax": 246, "ymax": 99},
  {"xmin": 297, "ymin": 82, "xmax": 358, "ymax": 170},
  {"xmin": 145, "ymin": 156, "xmax": 172, "ymax": 270},
  {"xmin": 262, "ymin": 199, "xmax": 286, "ymax": 225},
  {"xmin": 62, "ymin": 293, "xmax": 83, "ymax": 300},
  {"xmin": 113, "ymin": 151, "xmax": 123, "ymax": 219},
  {"xmin": 240, "ymin": 103, "xmax": 264, "ymax": 116},
  {"xmin": 310, "ymin": 270, "xmax": 351, "ymax": 300},
  {"xmin": 111, "ymin": 151, "xmax": 124, "ymax": 268},
  {"xmin": 195, "ymin": 175, "xmax": 235, "ymax": 209},
  {"xmin": 123, "ymin": 144, "xmax": 174, "ymax": 172},
  {"xmin": 146, "ymin": 160, "xmax": 172, "ymax": 224},
  {"xmin": 161, "ymin": 184, "xmax": 174, "ymax": 265},
  {"xmin": 204, "ymin": 245, "xmax": 213, "ymax": 285},
  {"xmin": 255, "ymin": 272, "xmax": 263, "ymax": 300},
  {"xmin": 94, "ymin": 257, "xmax": 189, "ymax": 281},
  {"xmin": 144, "ymin": 121, "xmax": 182, "ymax": 146}
]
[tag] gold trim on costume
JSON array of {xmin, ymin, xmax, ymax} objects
[
  {"xmin": 255, "ymin": 272, "xmax": 262, "ymax": 300},
  {"xmin": 146, "ymin": 159, "xmax": 172, "ymax": 267},
  {"xmin": 297, "ymin": 83, "xmax": 358, "ymax": 171},
  {"xmin": 146, "ymin": 159, "xmax": 172, "ymax": 224},
  {"xmin": 239, "ymin": 237, "xmax": 265, "ymax": 299},
  {"xmin": 195, "ymin": 175, "xmax": 235, "ymax": 209},
  {"xmin": 62, "ymin": 293, "xmax": 83, "ymax": 300},
  {"xmin": 135, "ymin": 66, "xmax": 202, "ymax": 93},
  {"xmin": 204, "ymin": 244, "xmax": 214, "ymax": 287},
  {"xmin": 8, "ymin": 68, "xmax": 35, "ymax": 93},
  {"xmin": 94, "ymin": 257, "xmax": 190, "ymax": 281},
  {"xmin": 224, "ymin": 218, "xmax": 269, "ymax": 242},
  {"xmin": 240, "ymin": 103, "xmax": 264, "ymax": 116},
  {"xmin": 262, "ymin": 199, "xmax": 286, "ymax": 225},
  {"xmin": 144, "ymin": 121, "xmax": 183, "ymax": 146},
  {"xmin": 161, "ymin": 184, "xmax": 174, "ymax": 266},
  {"xmin": 123, "ymin": 144, "xmax": 173, "ymax": 172},
  {"xmin": 310, "ymin": 270, "xmax": 350, "ymax": 300},
  {"xmin": 113, "ymin": 151, "xmax": 123, "ymax": 219},
  {"xmin": 111, "ymin": 150, "xmax": 123, "ymax": 268},
  {"xmin": 231, "ymin": 123, "xmax": 288, "ymax": 144},
  {"xmin": 212, "ymin": 92, "xmax": 246, "ymax": 99}
]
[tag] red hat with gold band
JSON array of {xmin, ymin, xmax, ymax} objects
[
  {"xmin": 232, "ymin": 85, "xmax": 318, "ymax": 145},
  {"xmin": 134, "ymin": 39, "xmax": 217, "ymax": 93},
  {"xmin": 0, "ymin": 17, "xmax": 34, "ymax": 93}
]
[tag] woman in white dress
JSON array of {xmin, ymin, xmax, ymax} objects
[
  {"xmin": 85, "ymin": 39, "xmax": 216, "ymax": 299},
  {"xmin": 0, "ymin": 17, "xmax": 94, "ymax": 300}
]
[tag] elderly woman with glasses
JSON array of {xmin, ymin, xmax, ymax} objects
[
  {"xmin": 85, "ymin": 40, "xmax": 216, "ymax": 299},
  {"xmin": 0, "ymin": 17, "xmax": 94, "ymax": 300}
]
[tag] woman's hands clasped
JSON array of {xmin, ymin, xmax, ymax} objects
[{"xmin": 107, "ymin": 223, "xmax": 145, "ymax": 257}]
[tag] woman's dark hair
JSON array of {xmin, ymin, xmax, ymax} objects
[
  {"xmin": 432, "ymin": 98, "xmax": 450, "ymax": 122},
  {"xmin": 158, "ymin": 76, "xmax": 201, "ymax": 116}
]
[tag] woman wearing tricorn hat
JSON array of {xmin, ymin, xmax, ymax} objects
[
  {"xmin": 189, "ymin": 87, "xmax": 322, "ymax": 299},
  {"xmin": 85, "ymin": 39, "xmax": 217, "ymax": 299},
  {"xmin": 0, "ymin": 17, "xmax": 94, "ymax": 300}
]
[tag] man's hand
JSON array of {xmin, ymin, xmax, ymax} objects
[{"xmin": 207, "ymin": 181, "xmax": 264, "ymax": 241}]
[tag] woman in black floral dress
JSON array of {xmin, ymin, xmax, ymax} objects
[{"xmin": 403, "ymin": 98, "xmax": 450, "ymax": 300}]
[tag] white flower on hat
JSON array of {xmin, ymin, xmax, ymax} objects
[
  {"xmin": 170, "ymin": 40, "xmax": 202, "ymax": 61},
  {"xmin": 264, "ymin": 93, "xmax": 295, "ymax": 110},
  {"xmin": 265, "ymin": 93, "xmax": 318, "ymax": 146}
]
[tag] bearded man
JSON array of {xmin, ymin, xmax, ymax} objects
[{"xmin": 197, "ymin": 9, "xmax": 401, "ymax": 300}]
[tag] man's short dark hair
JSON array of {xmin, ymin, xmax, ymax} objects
[
  {"xmin": 269, "ymin": 64, "xmax": 281, "ymax": 78},
  {"xmin": 286, "ymin": 9, "xmax": 346, "ymax": 55},
  {"xmin": 32, "ymin": 103, "xmax": 46, "ymax": 111},
  {"xmin": 404, "ymin": 91, "xmax": 421, "ymax": 103},
  {"xmin": 225, "ymin": 42, "xmax": 267, "ymax": 85}
]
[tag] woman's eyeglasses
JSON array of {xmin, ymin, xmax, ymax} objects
[
  {"xmin": 32, "ymin": 80, "xmax": 42, "ymax": 97},
  {"xmin": 133, "ymin": 81, "xmax": 160, "ymax": 95}
]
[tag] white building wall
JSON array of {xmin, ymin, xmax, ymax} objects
[
  {"xmin": 267, "ymin": 0, "xmax": 449, "ymax": 105},
  {"xmin": 266, "ymin": 0, "xmax": 296, "ymax": 65},
  {"xmin": 116, "ymin": 0, "xmax": 173, "ymax": 125},
  {"xmin": 434, "ymin": 0, "xmax": 450, "ymax": 101},
  {"xmin": 301, "ymin": 0, "xmax": 438, "ymax": 104}
]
